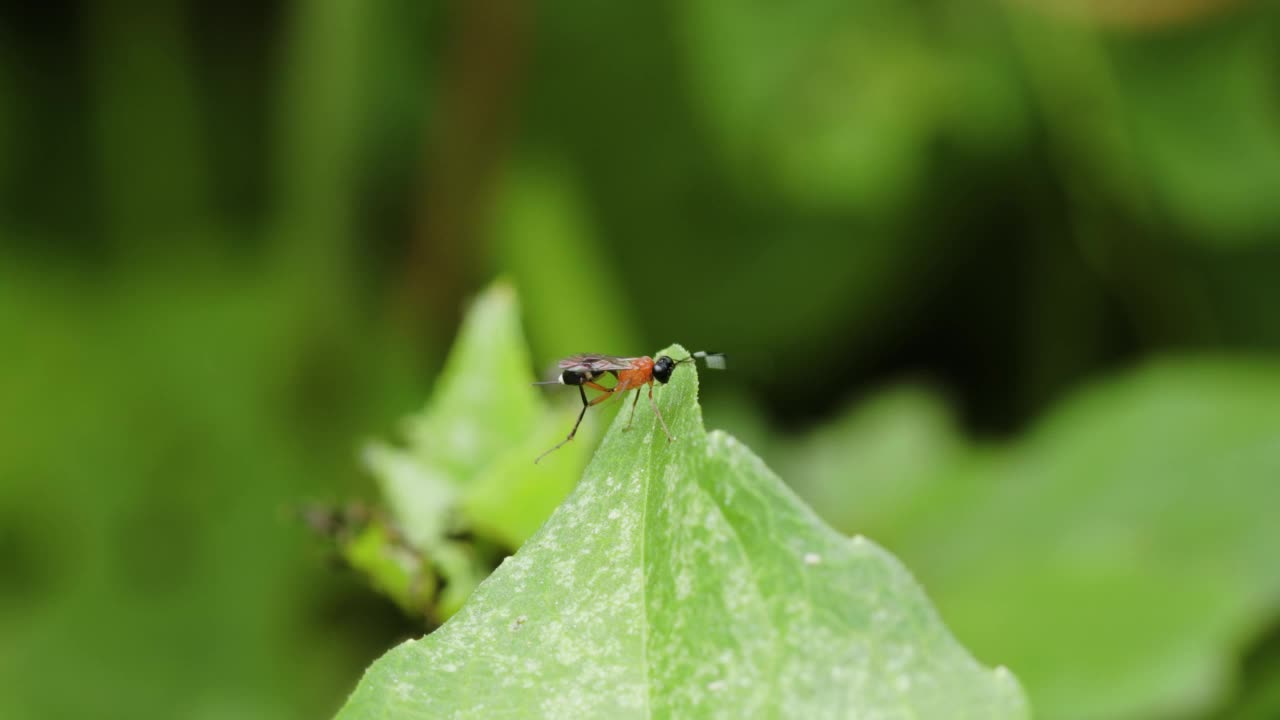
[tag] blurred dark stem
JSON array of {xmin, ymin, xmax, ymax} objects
[
  {"xmin": 396, "ymin": 0, "xmax": 529, "ymax": 340},
  {"xmin": 1208, "ymin": 616, "xmax": 1280, "ymax": 719}
]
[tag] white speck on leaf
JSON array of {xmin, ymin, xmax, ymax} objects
[
  {"xmin": 675, "ymin": 570, "xmax": 693, "ymax": 600},
  {"xmin": 804, "ymin": 552, "xmax": 821, "ymax": 566}
]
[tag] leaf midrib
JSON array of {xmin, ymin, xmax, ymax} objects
[{"xmin": 639, "ymin": 445, "xmax": 653, "ymax": 720}]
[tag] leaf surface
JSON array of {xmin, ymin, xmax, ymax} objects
[{"xmin": 338, "ymin": 344, "xmax": 1028, "ymax": 719}]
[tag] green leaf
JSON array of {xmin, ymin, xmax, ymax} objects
[
  {"xmin": 1110, "ymin": 19, "xmax": 1280, "ymax": 245},
  {"xmin": 368, "ymin": 280, "xmax": 591, "ymax": 548},
  {"xmin": 342, "ymin": 515, "xmax": 437, "ymax": 617},
  {"xmin": 401, "ymin": 281, "xmax": 543, "ymax": 482},
  {"xmin": 778, "ymin": 386, "xmax": 966, "ymax": 542},
  {"xmin": 337, "ymin": 344, "xmax": 1028, "ymax": 719},
  {"xmin": 785, "ymin": 358, "xmax": 1280, "ymax": 719},
  {"xmin": 680, "ymin": 0, "xmax": 1023, "ymax": 214},
  {"xmin": 356, "ymin": 281, "xmax": 595, "ymax": 620},
  {"xmin": 908, "ymin": 358, "xmax": 1280, "ymax": 720}
]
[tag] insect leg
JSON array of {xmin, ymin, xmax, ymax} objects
[
  {"xmin": 536, "ymin": 386, "xmax": 592, "ymax": 464},
  {"xmin": 648, "ymin": 383, "xmax": 675, "ymax": 442},
  {"xmin": 535, "ymin": 385, "xmax": 616, "ymax": 463},
  {"xmin": 624, "ymin": 388, "xmax": 641, "ymax": 431}
]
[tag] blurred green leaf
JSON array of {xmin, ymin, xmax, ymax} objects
[
  {"xmin": 342, "ymin": 514, "xmax": 437, "ymax": 617},
  {"xmin": 1112, "ymin": 18, "xmax": 1280, "ymax": 245},
  {"xmin": 791, "ymin": 358, "xmax": 1280, "ymax": 719},
  {"xmin": 925, "ymin": 358, "xmax": 1280, "ymax": 719},
  {"xmin": 338, "ymin": 345, "xmax": 1028, "ymax": 719},
  {"xmin": 0, "ymin": 261, "xmax": 411, "ymax": 720},
  {"xmin": 682, "ymin": 1, "xmax": 933, "ymax": 212},
  {"xmin": 1008, "ymin": 6, "xmax": 1280, "ymax": 247},
  {"xmin": 357, "ymin": 281, "xmax": 595, "ymax": 619},
  {"xmin": 778, "ymin": 385, "xmax": 966, "ymax": 542},
  {"xmin": 681, "ymin": 0, "xmax": 1023, "ymax": 213},
  {"xmin": 400, "ymin": 282, "xmax": 543, "ymax": 481}
]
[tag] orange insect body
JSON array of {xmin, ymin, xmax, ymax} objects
[{"xmin": 612, "ymin": 356, "xmax": 655, "ymax": 394}]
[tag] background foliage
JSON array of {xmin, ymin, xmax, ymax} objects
[{"xmin": 2, "ymin": 1, "xmax": 1279, "ymax": 718}]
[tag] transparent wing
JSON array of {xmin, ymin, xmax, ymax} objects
[{"xmin": 556, "ymin": 353, "xmax": 636, "ymax": 372}]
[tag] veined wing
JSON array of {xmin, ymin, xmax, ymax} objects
[{"xmin": 557, "ymin": 353, "xmax": 636, "ymax": 373}]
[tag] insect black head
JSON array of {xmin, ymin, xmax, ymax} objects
[{"xmin": 652, "ymin": 356, "xmax": 677, "ymax": 384}]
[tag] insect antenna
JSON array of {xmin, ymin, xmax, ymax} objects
[{"xmin": 678, "ymin": 351, "xmax": 727, "ymax": 370}]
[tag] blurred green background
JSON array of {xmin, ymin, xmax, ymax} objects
[{"xmin": 3, "ymin": 1, "xmax": 1280, "ymax": 718}]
